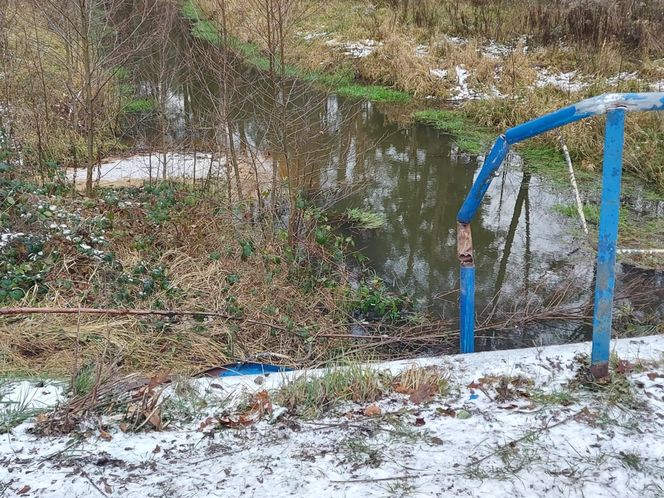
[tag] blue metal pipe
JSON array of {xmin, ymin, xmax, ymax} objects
[
  {"xmin": 459, "ymin": 265, "xmax": 475, "ymax": 353},
  {"xmin": 457, "ymin": 135, "xmax": 509, "ymax": 223},
  {"xmin": 506, "ymin": 93, "xmax": 664, "ymax": 144},
  {"xmin": 590, "ymin": 108, "xmax": 626, "ymax": 378},
  {"xmin": 457, "ymin": 93, "xmax": 664, "ymax": 225},
  {"xmin": 505, "ymin": 105, "xmax": 593, "ymax": 144}
]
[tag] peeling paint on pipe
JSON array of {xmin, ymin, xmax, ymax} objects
[{"xmin": 457, "ymin": 222, "xmax": 475, "ymax": 352}]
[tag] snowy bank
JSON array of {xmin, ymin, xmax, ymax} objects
[{"xmin": 1, "ymin": 335, "xmax": 663, "ymax": 497}]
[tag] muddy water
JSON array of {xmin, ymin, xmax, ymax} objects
[{"xmin": 121, "ymin": 20, "xmax": 661, "ymax": 350}]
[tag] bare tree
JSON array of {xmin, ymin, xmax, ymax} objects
[{"xmin": 33, "ymin": 0, "xmax": 155, "ymax": 195}]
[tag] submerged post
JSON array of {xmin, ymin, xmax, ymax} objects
[{"xmin": 590, "ymin": 108, "xmax": 626, "ymax": 378}]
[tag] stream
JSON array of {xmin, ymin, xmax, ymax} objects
[{"xmin": 111, "ymin": 13, "xmax": 662, "ymax": 351}]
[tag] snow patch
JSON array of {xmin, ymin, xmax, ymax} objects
[
  {"xmin": 482, "ymin": 40, "xmax": 512, "ymax": 59},
  {"xmin": 429, "ymin": 68, "xmax": 448, "ymax": 80},
  {"xmin": 415, "ymin": 44, "xmax": 429, "ymax": 57},
  {"xmin": 1, "ymin": 381, "xmax": 65, "ymax": 413},
  {"xmin": 607, "ymin": 71, "xmax": 639, "ymax": 86},
  {"xmin": 325, "ymin": 39, "xmax": 382, "ymax": 59},
  {"xmin": 67, "ymin": 153, "xmax": 226, "ymax": 183},
  {"xmin": 2, "ymin": 336, "xmax": 663, "ymax": 497},
  {"xmin": 443, "ymin": 34, "xmax": 467, "ymax": 46},
  {"xmin": 299, "ymin": 31, "xmax": 329, "ymax": 42},
  {"xmin": 0, "ymin": 231, "xmax": 24, "ymax": 249},
  {"xmin": 452, "ymin": 64, "xmax": 472, "ymax": 100},
  {"xmin": 536, "ymin": 69, "xmax": 588, "ymax": 92}
]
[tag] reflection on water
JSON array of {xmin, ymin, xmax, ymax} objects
[{"xmin": 122, "ymin": 21, "xmax": 662, "ymax": 350}]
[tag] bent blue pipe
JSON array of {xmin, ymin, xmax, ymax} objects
[
  {"xmin": 457, "ymin": 93, "xmax": 664, "ymax": 224},
  {"xmin": 457, "ymin": 136, "xmax": 509, "ymax": 224},
  {"xmin": 456, "ymin": 93, "xmax": 664, "ymax": 374}
]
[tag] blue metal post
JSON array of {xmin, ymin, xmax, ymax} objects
[
  {"xmin": 459, "ymin": 265, "xmax": 475, "ymax": 353},
  {"xmin": 590, "ymin": 108, "xmax": 626, "ymax": 378}
]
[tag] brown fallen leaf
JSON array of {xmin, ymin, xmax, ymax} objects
[
  {"xmin": 414, "ymin": 417, "xmax": 426, "ymax": 426},
  {"xmin": 99, "ymin": 427, "xmax": 112, "ymax": 442},
  {"xmin": 394, "ymin": 384, "xmax": 412, "ymax": 395},
  {"xmin": 147, "ymin": 371, "xmax": 171, "ymax": 390},
  {"xmin": 616, "ymin": 360, "xmax": 634, "ymax": 375},
  {"xmin": 17, "ymin": 485, "xmax": 30, "ymax": 495},
  {"xmin": 146, "ymin": 409, "xmax": 163, "ymax": 431},
  {"xmin": 647, "ymin": 372, "xmax": 663, "ymax": 381},
  {"xmin": 198, "ymin": 416, "xmax": 217, "ymax": 432},
  {"xmin": 363, "ymin": 404, "xmax": 382, "ymax": 417},
  {"xmin": 153, "ymin": 445, "xmax": 161, "ymax": 454},
  {"xmin": 436, "ymin": 407, "xmax": 456, "ymax": 417},
  {"xmin": 409, "ymin": 383, "xmax": 435, "ymax": 404}
]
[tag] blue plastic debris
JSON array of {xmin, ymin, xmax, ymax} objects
[
  {"xmin": 217, "ymin": 362, "xmax": 292, "ymax": 377},
  {"xmin": 469, "ymin": 393, "xmax": 479, "ymax": 400}
]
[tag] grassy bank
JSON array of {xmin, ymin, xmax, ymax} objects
[
  {"xmin": 193, "ymin": 0, "xmax": 664, "ymax": 193},
  {"xmin": 0, "ymin": 160, "xmax": 422, "ymax": 377},
  {"xmin": 183, "ymin": 0, "xmax": 411, "ymax": 103}
]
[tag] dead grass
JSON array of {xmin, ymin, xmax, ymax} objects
[
  {"xmin": 275, "ymin": 365, "xmax": 390, "ymax": 418},
  {"xmin": 356, "ymin": 34, "xmax": 438, "ymax": 96},
  {"xmin": 0, "ymin": 183, "xmax": 357, "ymax": 377},
  {"xmin": 393, "ymin": 365, "xmax": 449, "ymax": 399}
]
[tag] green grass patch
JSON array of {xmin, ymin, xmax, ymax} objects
[
  {"xmin": 412, "ymin": 109, "xmax": 492, "ymax": 154},
  {"xmin": 554, "ymin": 203, "xmax": 631, "ymax": 229},
  {"xmin": 518, "ymin": 144, "xmax": 596, "ymax": 188},
  {"xmin": 182, "ymin": 0, "xmax": 221, "ymax": 44},
  {"xmin": 191, "ymin": 19, "xmax": 220, "ymax": 44},
  {"xmin": 123, "ymin": 97, "xmax": 156, "ymax": 114},
  {"xmin": 227, "ymin": 37, "xmax": 271, "ymax": 71},
  {"xmin": 304, "ymin": 68, "xmax": 355, "ymax": 87},
  {"xmin": 337, "ymin": 84, "xmax": 411, "ymax": 104},
  {"xmin": 345, "ymin": 208, "xmax": 385, "ymax": 229},
  {"xmin": 182, "ymin": 0, "xmax": 204, "ymax": 20}
]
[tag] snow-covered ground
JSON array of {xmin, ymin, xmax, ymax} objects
[
  {"xmin": 1, "ymin": 335, "xmax": 663, "ymax": 497},
  {"xmin": 67, "ymin": 153, "xmax": 226, "ymax": 184},
  {"xmin": 66, "ymin": 152, "xmax": 273, "ymax": 193},
  {"xmin": 300, "ymin": 31, "xmax": 664, "ymax": 102}
]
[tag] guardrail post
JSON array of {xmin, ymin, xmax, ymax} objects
[
  {"xmin": 458, "ymin": 222, "xmax": 475, "ymax": 353},
  {"xmin": 590, "ymin": 107, "xmax": 626, "ymax": 379},
  {"xmin": 459, "ymin": 265, "xmax": 475, "ymax": 353}
]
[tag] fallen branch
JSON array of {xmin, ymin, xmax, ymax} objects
[
  {"xmin": 559, "ymin": 133, "xmax": 588, "ymax": 236},
  {"xmin": 330, "ymin": 474, "xmax": 430, "ymax": 484}
]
